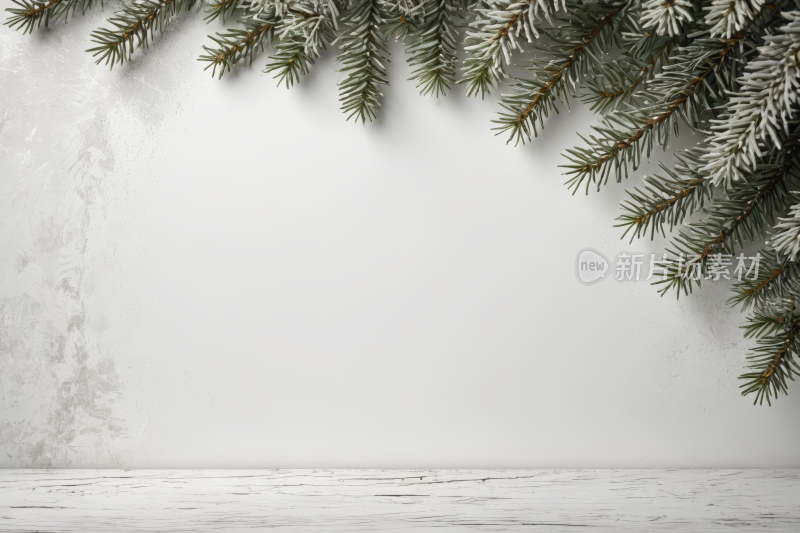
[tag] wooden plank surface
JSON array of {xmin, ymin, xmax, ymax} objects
[{"xmin": 0, "ymin": 470, "xmax": 798, "ymax": 532}]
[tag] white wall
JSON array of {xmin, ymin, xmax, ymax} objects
[{"xmin": 2, "ymin": 10, "xmax": 799, "ymax": 468}]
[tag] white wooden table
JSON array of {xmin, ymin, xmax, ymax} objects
[{"xmin": 1, "ymin": 470, "xmax": 798, "ymax": 532}]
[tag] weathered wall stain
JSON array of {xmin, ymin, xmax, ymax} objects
[
  {"xmin": 0, "ymin": 3, "xmax": 191, "ymax": 466},
  {"xmin": 0, "ymin": 21, "xmax": 128, "ymax": 467}
]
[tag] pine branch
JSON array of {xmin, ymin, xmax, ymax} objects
[
  {"xmin": 729, "ymin": 249, "xmax": 800, "ymax": 310},
  {"xmin": 739, "ymin": 300, "xmax": 800, "ymax": 405},
  {"xmin": 616, "ymin": 147, "xmax": 712, "ymax": 241},
  {"xmin": 584, "ymin": 23, "xmax": 694, "ymax": 116},
  {"xmin": 582, "ymin": 60, "xmax": 640, "ymax": 114},
  {"xmin": 87, "ymin": 0, "xmax": 198, "ymax": 68},
  {"xmin": 624, "ymin": 16, "xmax": 671, "ymax": 58},
  {"xmin": 382, "ymin": 0, "xmax": 420, "ymax": 37},
  {"xmin": 204, "ymin": 0, "xmax": 246, "ymax": 23},
  {"xmin": 265, "ymin": 1, "xmax": 338, "ymax": 87},
  {"xmin": 654, "ymin": 137, "xmax": 800, "ymax": 298},
  {"xmin": 5, "ymin": 0, "xmax": 100, "ymax": 34},
  {"xmin": 5, "ymin": 0, "xmax": 64, "ymax": 34},
  {"xmin": 705, "ymin": 0, "xmax": 766, "ymax": 38},
  {"xmin": 265, "ymin": 34, "xmax": 314, "ymax": 87},
  {"xmin": 460, "ymin": 0, "xmax": 566, "ymax": 98},
  {"xmin": 741, "ymin": 302, "xmax": 792, "ymax": 338},
  {"xmin": 382, "ymin": 13, "xmax": 414, "ymax": 37},
  {"xmin": 562, "ymin": 32, "xmax": 748, "ymax": 195},
  {"xmin": 582, "ymin": 35, "xmax": 679, "ymax": 116},
  {"xmin": 701, "ymin": 11, "xmax": 800, "ymax": 187},
  {"xmin": 640, "ymin": 0, "xmax": 693, "ymax": 37},
  {"xmin": 251, "ymin": 0, "xmax": 305, "ymax": 18},
  {"xmin": 199, "ymin": 12, "xmax": 278, "ymax": 79},
  {"xmin": 405, "ymin": 0, "xmax": 459, "ymax": 97},
  {"xmin": 491, "ymin": 0, "xmax": 626, "ymax": 145},
  {"xmin": 769, "ymin": 199, "xmax": 800, "ymax": 261},
  {"xmin": 337, "ymin": 0, "xmax": 390, "ymax": 123}
]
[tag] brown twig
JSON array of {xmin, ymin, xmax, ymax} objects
[
  {"xmin": 514, "ymin": 10, "xmax": 617, "ymax": 125},
  {"xmin": 579, "ymin": 33, "xmax": 748, "ymax": 175},
  {"xmin": 215, "ymin": 23, "xmax": 273, "ymax": 66}
]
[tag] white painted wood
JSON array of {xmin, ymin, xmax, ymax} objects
[{"xmin": 0, "ymin": 470, "xmax": 798, "ymax": 532}]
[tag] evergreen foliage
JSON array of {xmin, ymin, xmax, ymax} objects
[
  {"xmin": 336, "ymin": 0, "xmax": 389, "ymax": 122},
  {"xmin": 87, "ymin": 0, "xmax": 200, "ymax": 67},
  {"xmin": 199, "ymin": 11, "xmax": 278, "ymax": 78},
  {"xmin": 5, "ymin": 0, "xmax": 101, "ymax": 34},
  {"xmin": 7, "ymin": 0, "xmax": 800, "ymax": 404},
  {"xmin": 405, "ymin": 0, "xmax": 459, "ymax": 96}
]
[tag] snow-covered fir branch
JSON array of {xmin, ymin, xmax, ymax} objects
[
  {"xmin": 265, "ymin": 0, "xmax": 340, "ymax": 86},
  {"xmin": 769, "ymin": 200, "xmax": 800, "ymax": 260},
  {"xmin": 702, "ymin": 11, "xmax": 800, "ymax": 187},
  {"xmin": 461, "ymin": 0, "xmax": 567, "ymax": 98},
  {"xmin": 382, "ymin": 0, "xmax": 422, "ymax": 36},
  {"xmin": 491, "ymin": 0, "xmax": 630, "ymax": 145},
  {"xmin": 704, "ymin": 0, "xmax": 765, "ymax": 38},
  {"xmin": 336, "ymin": 0, "xmax": 390, "ymax": 123},
  {"xmin": 405, "ymin": 0, "xmax": 460, "ymax": 96},
  {"xmin": 655, "ymin": 154, "xmax": 800, "ymax": 298},
  {"xmin": 653, "ymin": 124, "xmax": 800, "ymax": 305},
  {"xmin": 562, "ymin": 31, "xmax": 745, "ymax": 194},
  {"xmin": 251, "ymin": 0, "xmax": 299, "ymax": 18},
  {"xmin": 639, "ymin": 0, "xmax": 692, "ymax": 36}
]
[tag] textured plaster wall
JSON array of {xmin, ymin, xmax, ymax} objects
[{"xmin": 1, "ymin": 8, "xmax": 799, "ymax": 468}]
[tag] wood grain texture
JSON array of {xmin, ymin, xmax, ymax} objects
[{"xmin": 1, "ymin": 470, "xmax": 798, "ymax": 532}]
